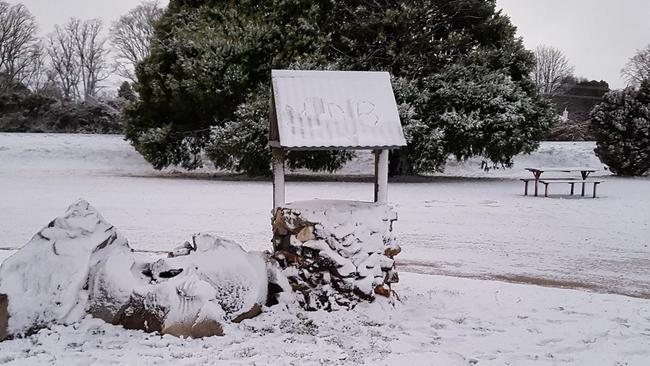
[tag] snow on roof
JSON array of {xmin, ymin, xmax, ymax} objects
[{"xmin": 269, "ymin": 70, "xmax": 407, "ymax": 150}]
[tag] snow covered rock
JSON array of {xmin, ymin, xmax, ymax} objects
[
  {"xmin": 105, "ymin": 234, "xmax": 270, "ymax": 338},
  {"xmin": 0, "ymin": 199, "xmax": 130, "ymax": 338},
  {"xmin": 271, "ymin": 200, "xmax": 400, "ymax": 310},
  {"xmin": 0, "ymin": 201, "xmax": 274, "ymax": 340},
  {"xmin": 138, "ymin": 234, "xmax": 269, "ymax": 332}
]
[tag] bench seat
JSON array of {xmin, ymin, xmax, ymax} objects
[
  {"xmin": 538, "ymin": 179, "xmax": 603, "ymax": 198},
  {"xmin": 520, "ymin": 177, "xmax": 583, "ymax": 196}
]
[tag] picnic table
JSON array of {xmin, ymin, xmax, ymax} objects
[{"xmin": 523, "ymin": 167, "xmax": 598, "ymax": 197}]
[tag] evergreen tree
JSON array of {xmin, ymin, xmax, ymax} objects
[
  {"xmin": 125, "ymin": 0, "xmax": 555, "ymax": 175},
  {"xmin": 117, "ymin": 81, "xmax": 137, "ymax": 102},
  {"xmin": 590, "ymin": 80, "xmax": 650, "ymax": 176}
]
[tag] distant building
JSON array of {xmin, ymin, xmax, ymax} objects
[{"xmin": 551, "ymin": 80, "xmax": 609, "ymax": 124}]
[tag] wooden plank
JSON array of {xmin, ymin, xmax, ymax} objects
[
  {"xmin": 539, "ymin": 179, "xmax": 603, "ymax": 184},
  {"xmin": 525, "ymin": 167, "xmax": 597, "ymax": 173}
]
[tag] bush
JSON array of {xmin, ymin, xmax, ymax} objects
[
  {"xmin": 590, "ymin": 80, "xmax": 650, "ymax": 176},
  {"xmin": 0, "ymin": 80, "xmax": 123, "ymax": 134},
  {"xmin": 546, "ymin": 120, "xmax": 594, "ymax": 141}
]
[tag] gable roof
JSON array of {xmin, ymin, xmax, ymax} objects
[{"xmin": 269, "ymin": 70, "xmax": 407, "ymax": 150}]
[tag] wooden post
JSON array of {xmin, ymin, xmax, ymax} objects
[
  {"xmin": 523, "ymin": 181, "xmax": 529, "ymax": 196},
  {"xmin": 374, "ymin": 149, "xmax": 389, "ymax": 203},
  {"xmin": 272, "ymin": 148, "xmax": 285, "ymax": 209},
  {"xmin": 544, "ymin": 183, "xmax": 549, "ymax": 198}
]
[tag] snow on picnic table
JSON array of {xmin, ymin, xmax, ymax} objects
[{"xmin": 0, "ymin": 133, "xmax": 649, "ymax": 365}]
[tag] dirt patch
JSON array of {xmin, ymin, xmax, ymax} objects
[{"xmin": 398, "ymin": 260, "xmax": 650, "ymax": 300}]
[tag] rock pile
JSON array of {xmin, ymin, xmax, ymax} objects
[
  {"xmin": 272, "ymin": 200, "xmax": 400, "ymax": 310},
  {"xmin": 0, "ymin": 200, "xmax": 288, "ymax": 340}
]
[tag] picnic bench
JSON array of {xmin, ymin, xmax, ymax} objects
[{"xmin": 522, "ymin": 167, "xmax": 601, "ymax": 198}]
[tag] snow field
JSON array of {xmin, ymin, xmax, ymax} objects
[
  {"xmin": 1, "ymin": 273, "xmax": 648, "ymax": 365},
  {"xmin": 0, "ymin": 133, "xmax": 649, "ymax": 364}
]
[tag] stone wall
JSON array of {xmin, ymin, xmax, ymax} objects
[{"xmin": 271, "ymin": 200, "xmax": 400, "ymax": 310}]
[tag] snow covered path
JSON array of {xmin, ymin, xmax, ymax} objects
[
  {"xmin": 1, "ymin": 133, "xmax": 648, "ymax": 298},
  {"xmin": 1, "ymin": 133, "xmax": 649, "ymax": 365},
  {"xmin": 2, "ymin": 273, "xmax": 649, "ymax": 366}
]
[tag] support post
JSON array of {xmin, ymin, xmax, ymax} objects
[
  {"xmin": 272, "ymin": 148, "xmax": 286, "ymax": 209},
  {"xmin": 374, "ymin": 149, "xmax": 389, "ymax": 203}
]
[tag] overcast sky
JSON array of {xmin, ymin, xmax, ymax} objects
[{"xmin": 17, "ymin": 0, "xmax": 650, "ymax": 89}]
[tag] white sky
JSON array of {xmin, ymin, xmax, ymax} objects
[
  {"xmin": 497, "ymin": 0, "xmax": 650, "ymax": 88},
  {"xmin": 16, "ymin": 0, "xmax": 650, "ymax": 89}
]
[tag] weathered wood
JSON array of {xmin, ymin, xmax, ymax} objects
[
  {"xmin": 533, "ymin": 170, "xmax": 542, "ymax": 196},
  {"xmin": 526, "ymin": 167, "xmax": 597, "ymax": 174},
  {"xmin": 544, "ymin": 182, "xmax": 549, "ymax": 198},
  {"xmin": 271, "ymin": 148, "xmax": 285, "ymax": 209},
  {"xmin": 593, "ymin": 182, "xmax": 600, "ymax": 198},
  {"xmin": 539, "ymin": 179, "xmax": 602, "ymax": 184},
  {"xmin": 523, "ymin": 180, "xmax": 529, "ymax": 196},
  {"xmin": 537, "ymin": 180, "xmax": 603, "ymax": 198},
  {"xmin": 374, "ymin": 149, "xmax": 389, "ymax": 203},
  {"xmin": 525, "ymin": 167, "xmax": 597, "ymax": 197}
]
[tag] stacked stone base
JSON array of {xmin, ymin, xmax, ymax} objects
[{"xmin": 272, "ymin": 200, "xmax": 401, "ymax": 310}]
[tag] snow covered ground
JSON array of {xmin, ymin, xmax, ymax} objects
[
  {"xmin": 2, "ymin": 273, "xmax": 648, "ymax": 366},
  {"xmin": 1, "ymin": 133, "xmax": 649, "ymax": 365}
]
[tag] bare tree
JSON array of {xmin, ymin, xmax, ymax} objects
[
  {"xmin": 0, "ymin": 2, "xmax": 41, "ymax": 88},
  {"xmin": 47, "ymin": 18, "xmax": 110, "ymax": 100},
  {"xmin": 69, "ymin": 18, "xmax": 110, "ymax": 99},
  {"xmin": 110, "ymin": 1, "xmax": 163, "ymax": 82},
  {"xmin": 47, "ymin": 24, "xmax": 80, "ymax": 100},
  {"xmin": 621, "ymin": 45, "xmax": 650, "ymax": 87},
  {"xmin": 532, "ymin": 45, "xmax": 574, "ymax": 96},
  {"xmin": 20, "ymin": 41, "xmax": 48, "ymax": 90}
]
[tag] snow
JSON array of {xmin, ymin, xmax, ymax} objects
[
  {"xmin": 0, "ymin": 200, "xmax": 131, "ymax": 336},
  {"xmin": 0, "ymin": 197, "xmax": 270, "ymax": 339},
  {"xmin": 275, "ymin": 200, "xmax": 398, "ymax": 306},
  {"xmin": 271, "ymin": 70, "xmax": 406, "ymax": 149},
  {"xmin": 1, "ymin": 273, "xmax": 648, "ymax": 365},
  {"xmin": 155, "ymin": 234, "xmax": 269, "ymax": 320},
  {"xmin": 0, "ymin": 133, "xmax": 649, "ymax": 364}
]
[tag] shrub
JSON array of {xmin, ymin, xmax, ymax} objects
[{"xmin": 590, "ymin": 80, "xmax": 650, "ymax": 176}]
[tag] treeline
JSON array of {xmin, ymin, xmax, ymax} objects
[{"xmin": 0, "ymin": 1, "xmax": 161, "ymax": 133}]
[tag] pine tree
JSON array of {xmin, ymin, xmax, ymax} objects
[
  {"xmin": 590, "ymin": 80, "xmax": 650, "ymax": 176},
  {"xmin": 125, "ymin": 0, "xmax": 555, "ymax": 175},
  {"xmin": 117, "ymin": 81, "xmax": 137, "ymax": 102}
]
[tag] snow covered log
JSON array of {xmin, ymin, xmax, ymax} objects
[
  {"xmin": 272, "ymin": 200, "xmax": 400, "ymax": 310},
  {"xmin": 0, "ymin": 200, "xmax": 277, "ymax": 340}
]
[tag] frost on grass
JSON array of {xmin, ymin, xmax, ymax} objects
[{"xmin": 0, "ymin": 200, "xmax": 275, "ymax": 340}]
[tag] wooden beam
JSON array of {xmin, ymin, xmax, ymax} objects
[
  {"xmin": 272, "ymin": 148, "xmax": 286, "ymax": 209},
  {"xmin": 374, "ymin": 149, "xmax": 389, "ymax": 203}
]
